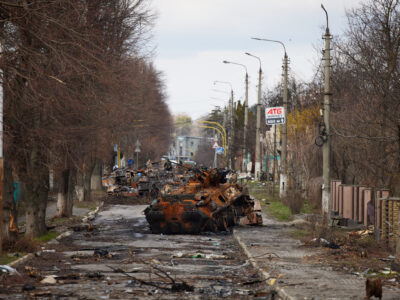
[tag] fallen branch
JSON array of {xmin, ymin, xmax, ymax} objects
[
  {"xmin": 106, "ymin": 265, "xmax": 170, "ymax": 291},
  {"xmin": 107, "ymin": 264, "xmax": 194, "ymax": 292},
  {"xmin": 252, "ymin": 252, "xmax": 281, "ymax": 259},
  {"xmin": 144, "ymin": 260, "xmax": 195, "ymax": 292}
]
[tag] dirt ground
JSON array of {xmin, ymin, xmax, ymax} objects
[
  {"xmin": 2, "ymin": 191, "xmax": 400, "ymax": 299},
  {"xmin": 0, "ymin": 203, "xmax": 275, "ymax": 300},
  {"xmin": 296, "ymin": 224, "xmax": 400, "ymax": 288}
]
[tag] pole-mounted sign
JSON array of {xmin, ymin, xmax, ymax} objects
[
  {"xmin": 135, "ymin": 139, "xmax": 141, "ymax": 153},
  {"xmin": 265, "ymin": 106, "xmax": 285, "ymax": 125},
  {"xmin": 216, "ymin": 147, "xmax": 225, "ymax": 155}
]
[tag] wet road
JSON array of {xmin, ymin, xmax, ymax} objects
[{"xmin": 3, "ymin": 204, "xmax": 272, "ymax": 299}]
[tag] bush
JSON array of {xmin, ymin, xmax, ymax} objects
[
  {"xmin": 3, "ymin": 237, "xmax": 40, "ymax": 253},
  {"xmin": 284, "ymin": 189, "xmax": 304, "ymax": 214},
  {"xmin": 306, "ymin": 177, "xmax": 322, "ymax": 209}
]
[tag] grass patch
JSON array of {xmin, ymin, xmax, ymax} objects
[
  {"xmin": 268, "ymin": 201, "xmax": 292, "ymax": 221},
  {"xmin": 247, "ymin": 183, "xmax": 292, "ymax": 221},
  {"xmin": 247, "ymin": 183, "xmax": 315, "ymax": 221},
  {"xmin": 0, "ymin": 253, "xmax": 26, "ymax": 265},
  {"xmin": 50, "ymin": 217, "xmax": 70, "ymax": 225},
  {"xmin": 300, "ymin": 199, "xmax": 315, "ymax": 214},
  {"xmin": 49, "ymin": 215, "xmax": 81, "ymax": 225},
  {"xmin": 74, "ymin": 200, "xmax": 98, "ymax": 210},
  {"xmin": 290, "ymin": 229, "xmax": 311, "ymax": 239},
  {"xmin": 247, "ymin": 183, "xmax": 291, "ymax": 221},
  {"xmin": 247, "ymin": 183, "xmax": 279, "ymax": 201},
  {"xmin": 35, "ymin": 231, "xmax": 58, "ymax": 242}
]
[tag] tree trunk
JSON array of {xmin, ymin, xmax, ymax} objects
[
  {"xmin": 24, "ymin": 160, "xmax": 49, "ymax": 238},
  {"xmin": 37, "ymin": 176, "xmax": 48, "ymax": 234},
  {"xmin": 90, "ymin": 159, "xmax": 102, "ymax": 191},
  {"xmin": 394, "ymin": 237, "xmax": 400, "ymax": 272},
  {"xmin": 2, "ymin": 158, "xmax": 17, "ymax": 242},
  {"xmin": 83, "ymin": 162, "xmax": 95, "ymax": 202},
  {"xmin": 25, "ymin": 178, "xmax": 48, "ymax": 238},
  {"xmin": 66, "ymin": 168, "xmax": 76, "ymax": 215},
  {"xmin": 75, "ymin": 171, "xmax": 84, "ymax": 202},
  {"xmin": 83, "ymin": 171, "xmax": 91, "ymax": 202},
  {"xmin": 57, "ymin": 169, "xmax": 76, "ymax": 217}
]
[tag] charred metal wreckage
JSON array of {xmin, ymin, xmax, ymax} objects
[{"xmin": 145, "ymin": 168, "xmax": 262, "ymax": 234}]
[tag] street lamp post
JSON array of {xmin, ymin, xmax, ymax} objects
[
  {"xmin": 321, "ymin": 4, "xmax": 331, "ymax": 221},
  {"xmin": 245, "ymin": 52, "xmax": 262, "ymax": 181},
  {"xmin": 214, "ymin": 81, "xmax": 234, "ymax": 169},
  {"xmin": 222, "ymin": 60, "xmax": 248, "ymax": 173},
  {"xmin": 252, "ymin": 37, "xmax": 288, "ymax": 197}
]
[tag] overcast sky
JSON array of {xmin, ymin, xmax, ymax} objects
[{"xmin": 151, "ymin": 0, "xmax": 363, "ymax": 120}]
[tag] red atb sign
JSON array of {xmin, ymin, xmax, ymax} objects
[{"xmin": 265, "ymin": 106, "xmax": 285, "ymax": 125}]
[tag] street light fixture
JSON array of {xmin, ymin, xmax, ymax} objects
[
  {"xmin": 252, "ymin": 37, "xmax": 288, "ymax": 197},
  {"xmin": 214, "ymin": 80, "xmax": 234, "ymax": 169},
  {"xmin": 223, "ymin": 60, "xmax": 249, "ymax": 173},
  {"xmin": 209, "ymin": 96, "xmax": 227, "ymax": 102},
  {"xmin": 251, "ymin": 38, "xmax": 287, "ymax": 54},
  {"xmin": 214, "ymin": 80, "xmax": 233, "ymax": 90},
  {"xmin": 212, "ymin": 89, "xmax": 230, "ymax": 95},
  {"xmin": 245, "ymin": 52, "xmax": 262, "ymax": 181}
]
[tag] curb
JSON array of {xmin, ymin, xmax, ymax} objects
[
  {"xmin": 7, "ymin": 253, "xmax": 34, "ymax": 268},
  {"xmin": 233, "ymin": 228, "xmax": 296, "ymax": 300}
]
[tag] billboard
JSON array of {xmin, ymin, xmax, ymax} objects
[{"xmin": 265, "ymin": 106, "xmax": 285, "ymax": 125}]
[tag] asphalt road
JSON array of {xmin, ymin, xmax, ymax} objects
[
  {"xmin": 2, "ymin": 204, "xmax": 272, "ymax": 299},
  {"xmin": 5, "ymin": 201, "xmax": 398, "ymax": 299}
]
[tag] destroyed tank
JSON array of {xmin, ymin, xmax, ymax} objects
[{"xmin": 144, "ymin": 168, "xmax": 262, "ymax": 234}]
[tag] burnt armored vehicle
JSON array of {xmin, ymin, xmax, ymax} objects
[{"xmin": 144, "ymin": 168, "xmax": 262, "ymax": 234}]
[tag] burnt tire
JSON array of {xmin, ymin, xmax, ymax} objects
[{"xmin": 146, "ymin": 210, "xmax": 165, "ymax": 222}]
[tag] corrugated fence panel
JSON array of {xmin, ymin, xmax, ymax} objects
[{"xmin": 343, "ymin": 185, "xmax": 354, "ymax": 219}]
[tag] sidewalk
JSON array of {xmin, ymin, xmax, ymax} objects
[
  {"xmin": 233, "ymin": 209, "xmax": 400, "ymax": 299},
  {"xmin": 18, "ymin": 200, "xmax": 91, "ymax": 225}
]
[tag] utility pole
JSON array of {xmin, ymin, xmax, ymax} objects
[
  {"xmin": 244, "ymin": 73, "xmax": 248, "ymax": 172},
  {"xmin": 223, "ymin": 105, "xmax": 227, "ymax": 166},
  {"xmin": 272, "ymin": 125, "xmax": 277, "ymax": 196},
  {"xmin": 280, "ymin": 53, "xmax": 288, "ymax": 197},
  {"xmin": 229, "ymin": 89, "xmax": 234, "ymax": 169},
  {"xmin": 135, "ymin": 139, "xmax": 141, "ymax": 169},
  {"xmin": 214, "ymin": 81, "xmax": 233, "ymax": 169},
  {"xmin": 245, "ymin": 52, "xmax": 262, "ymax": 181},
  {"xmin": 255, "ymin": 65, "xmax": 262, "ymax": 181},
  {"xmin": 117, "ymin": 143, "xmax": 121, "ymax": 168},
  {"xmin": 251, "ymin": 38, "xmax": 289, "ymax": 196},
  {"xmin": 260, "ymin": 133, "xmax": 264, "ymax": 173},
  {"xmin": 321, "ymin": 4, "xmax": 331, "ymax": 220},
  {"xmin": 222, "ymin": 60, "xmax": 248, "ymax": 172},
  {"xmin": 0, "ymin": 70, "xmax": 3, "ymax": 253}
]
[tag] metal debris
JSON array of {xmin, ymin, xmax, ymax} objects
[{"xmin": 145, "ymin": 168, "xmax": 262, "ymax": 234}]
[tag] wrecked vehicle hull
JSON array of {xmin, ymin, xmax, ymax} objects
[{"xmin": 144, "ymin": 169, "xmax": 262, "ymax": 234}]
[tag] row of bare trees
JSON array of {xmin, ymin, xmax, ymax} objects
[{"xmin": 0, "ymin": 0, "xmax": 172, "ymax": 245}]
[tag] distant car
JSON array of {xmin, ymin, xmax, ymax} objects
[{"xmin": 183, "ymin": 160, "xmax": 196, "ymax": 166}]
